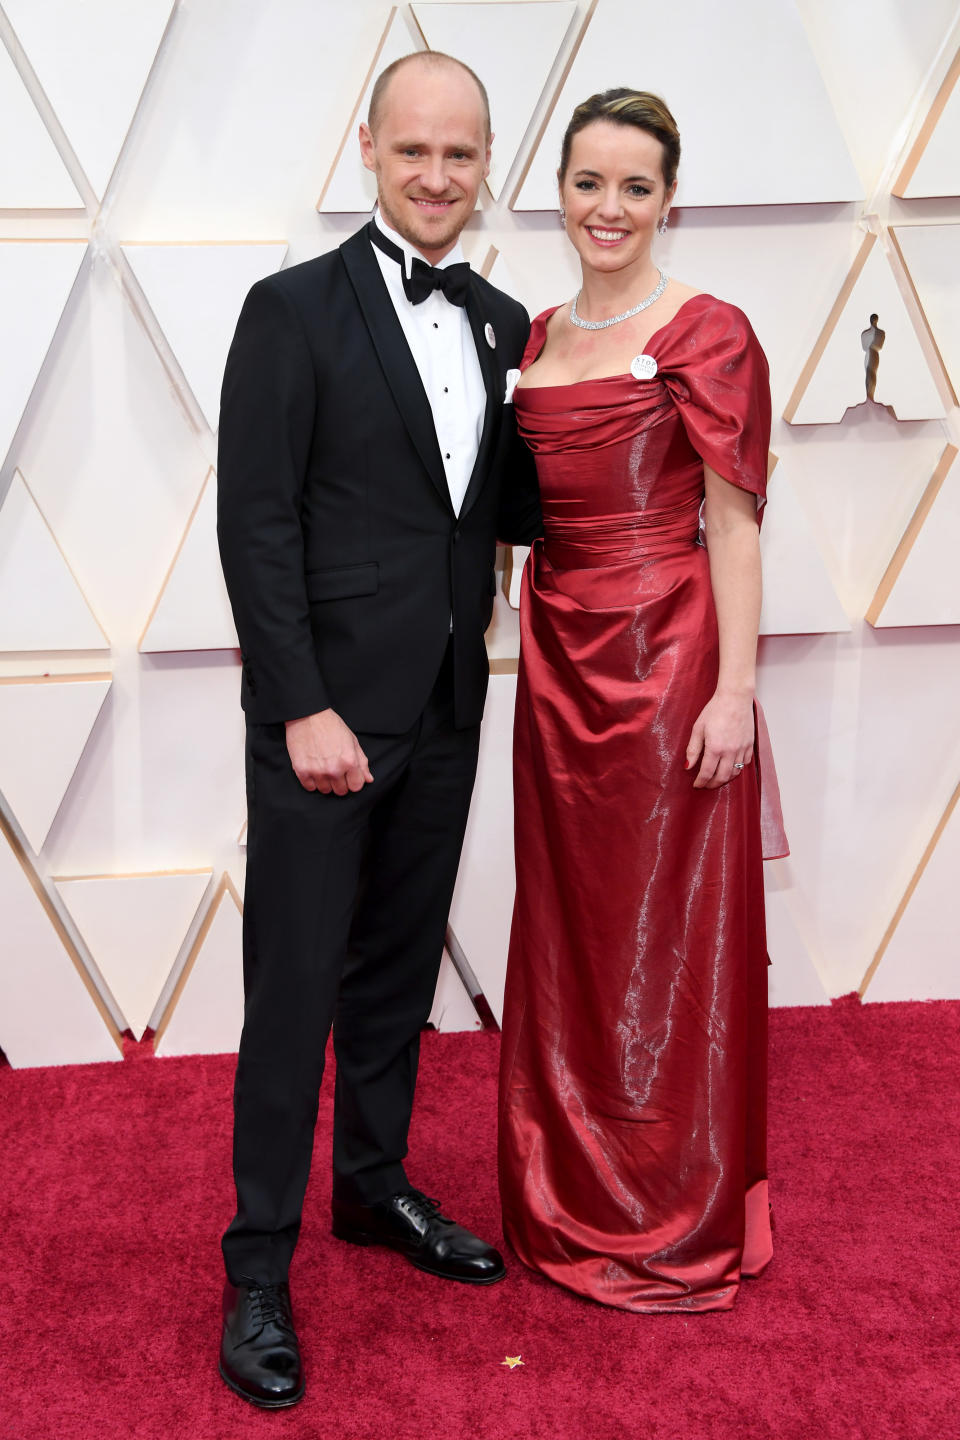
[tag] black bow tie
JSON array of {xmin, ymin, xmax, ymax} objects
[{"xmin": 367, "ymin": 222, "xmax": 471, "ymax": 308}]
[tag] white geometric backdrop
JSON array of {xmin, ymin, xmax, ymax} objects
[{"xmin": 1, "ymin": 0, "xmax": 959, "ymax": 1067}]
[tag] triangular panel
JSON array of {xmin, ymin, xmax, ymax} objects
[
  {"xmin": 862, "ymin": 782, "xmax": 960, "ymax": 1002},
  {"xmin": 0, "ymin": 674, "xmax": 111, "ymax": 853},
  {"xmin": 778, "ymin": 409, "xmax": 944, "ymax": 618},
  {"xmin": 481, "ymin": 245, "xmax": 524, "ymax": 304},
  {"xmin": 0, "ymin": 819, "xmax": 120, "ymax": 1067},
  {"xmin": 449, "ymin": 673, "xmax": 517, "ymax": 1026},
  {"xmin": 154, "ymin": 875, "xmax": 244, "ymax": 1057},
  {"xmin": 891, "ymin": 223, "xmax": 960, "ymax": 403},
  {"xmin": 764, "ymin": 861, "xmax": 829, "ymax": 1007},
  {"xmin": 0, "ymin": 241, "xmax": 87, "ymax": 466},
  {"xmin": 503, "ymin": 543, "xmax": 529, "ymax": 611},
  {"xmin": 317, "ymin": 6, "xmax": 424, "ymax": 212},
  {"xmin": 0, "ymin": 39, "xmax": 82, "ymax": 206},
  {"xmin": 894, "ymin": 48, "xmax": 960, "ymax": 200},
  {"xmin": 140, "ymin": 469, "xmax": 237, "ymax": 653},
  {"xmin": 0, "ymin": 472, "xmax": 109, "ymax": 651},
  {"xmin": 482, "ymin": 247, "xmax": 528, "ymax": 626},
  {"xmin": 5, "ymin": 0, "xmax": 175, "ymax": 200},
  {"xmin": 784, "ymin": 233, "xmax": 945, "ymax": 424},
  {"xmin": 514, "ymin": 0, "xmax": 861, "ymax": 209},
  {"xmin": 428, "ymin": 950, "xmax": 482, "ymax": 1032},
  {"xmin": 867, "ymin": 444, "xmax": 960, "ymax": 628},
  {"xmin": 411, "ymin": 2, "xmax": 577, "ymax": 200},
  {"xmin": 55, "ymin": 869, "xmax": 213, "ymax": 1039},
  {"xmin": 759, "ymin": 458, "xmax": 850, "ymax": 635},
  {"xmin": 122, "ymin": 243, "xmax": 287, "ymax": 431}
]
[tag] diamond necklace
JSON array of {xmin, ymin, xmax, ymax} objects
[{"xmin": 569, "ymin": 268, "xmax": 669, "ymax": 330}]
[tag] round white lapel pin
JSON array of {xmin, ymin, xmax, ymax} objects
[
  {"xmin": 630, "ymin": 353, "xmax": 658, "ymax": 381},
  {"xmin": 484, "ymin": 322, "xmax": 496, "ymax": 349}
]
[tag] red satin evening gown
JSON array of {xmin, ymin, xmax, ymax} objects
[{"xmin": 498, "ymin": 294, "xmax": 777, "ymax": 1313}]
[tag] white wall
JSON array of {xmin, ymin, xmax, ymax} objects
[{"xmin": 1, "ymin": 0, "xmax": 958, "ymax": 1065}]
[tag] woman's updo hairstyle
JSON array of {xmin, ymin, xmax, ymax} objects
[{"xmin": 558, "ymin": 88, "xmax": 681, "ymax": 190}]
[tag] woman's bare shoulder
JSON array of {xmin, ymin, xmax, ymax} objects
[
  {"xmin": 664, "ymin": 278, "xmax": 702, "ymax": 308},
  {"xmin": 544, "ymin": 299, "xmax": 572, "ymax": 336}
]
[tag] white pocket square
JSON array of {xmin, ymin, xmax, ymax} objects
[{"xmin": 503, "ymin": 368, "xmax": 521, "ymax": 405}]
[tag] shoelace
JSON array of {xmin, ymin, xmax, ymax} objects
[
  {"xmin": 398, "ymin": 1191, "xmax": 452, "ymax": 1227},
  {"xmin": 238, "ymin": 1280, "xmax": 295, "ymax": 1334}
]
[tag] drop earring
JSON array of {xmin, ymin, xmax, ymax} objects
[
  {"xmin": 657, "ymin": 213, "xmax": 669, "ymax": 237},
  {"xmin": 558, "ymin": 206, "xmax": 566, "ymax": 227}
]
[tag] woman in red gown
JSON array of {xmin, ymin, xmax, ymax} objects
[{"xmin": 498, "ymin": 90, "xmax": 777, "ymax": 1312}]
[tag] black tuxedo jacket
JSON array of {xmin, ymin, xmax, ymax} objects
[{"xmin": 217, "ymin": 226, "xmax": 541, "ymax": 733}]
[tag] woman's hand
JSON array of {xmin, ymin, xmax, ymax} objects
[{"xmin": 685, "ymin": 690, "xmax": 755, "ymax": 789}]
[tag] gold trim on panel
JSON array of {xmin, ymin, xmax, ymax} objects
[
  {"xmin": 316, "ymin": 6, "xmax": 406, "ymax": 212},
  {"xmin": 499, "ymin": 539, "xmax": 514, "ymax": 604},
  {"xmin": 479, "ymin": 244, "xmax": 499, "ymax": 280},
  {"xmin": 865, "ymin": 443, "xmax": 958, "ymax": 626},
  {"xmin": 0, "ymin": 672, "xmax": 112, "ymax": 685},
  {"xmin": 444, "ymin": 921, "xmax": 498, "ymax": 1031},
  {"xmin": 489, "ymin": 657, "xmax": 519, "ymax": 675},
  {"xmin": 0, "ymin": 237, "xmax": 88, "ymax": 245},
  {"xmin": 892, "ymin": 46, "xmax": 960, "ymax": 198},
  {"xmin": 507, "ymin": 0, "xmax": 599, "ymax": 209},
  {"xmin": 888, "ymin": 226, "xmax": 960, "ymax": 407},
  {"xmin": 151, "ymin": 872, "xmax": 243, "ymax": 1049},
  {"xmin": 782, "ymin": 233, "xmax": 876, "ymax": 424},
  {"xmin": 406, "ymin": 9, "xmax": 431, "ymax": 57},
  {"xmin": 0, "ymin": 807, "xmax": 124, "ymax": 1053},
  {"xmin": 859, "ymin": 780, "xmax": 960, "ymax": 998},
  {"xmin": 52, "ymin": 867, "xmax": 212, "ymax": 884},
  {"xmin": 119, "ymin": 240, "xmax": 286, "ymax": 248},
  {"xmin": 137, "ymin": 466, "xmax": 213, "ymax": 652}
]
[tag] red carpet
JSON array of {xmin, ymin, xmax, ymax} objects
[{"xmin": 1, "ymin": 996, "xmax": 957, "ymax": 1440}]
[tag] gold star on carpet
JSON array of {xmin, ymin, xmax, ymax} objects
[{"xmin": 501, "ymin": 1356, "xmax": 525, "ymax": 1369}]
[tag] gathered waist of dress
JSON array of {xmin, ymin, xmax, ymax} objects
[{"xmin": 540, "ymin": 500, "xmax": 702, "ymax": 569}]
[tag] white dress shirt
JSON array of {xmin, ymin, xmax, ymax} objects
[{"xmin": 371, "ymin": 209, "xmax": 486, "ymax": 517}]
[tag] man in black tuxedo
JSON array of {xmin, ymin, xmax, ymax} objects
[{"xmin": 215, "ymin": 51, "xmax": 539, "ymax": 1408}]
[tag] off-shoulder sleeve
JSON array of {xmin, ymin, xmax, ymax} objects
[{"xmin": 662, "ymin": 300, "xmax": 771, "ymax": 512}]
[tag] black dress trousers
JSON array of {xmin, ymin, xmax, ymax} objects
[{"xmin": 222, "ymin": 643, "xmax": 480, "ymax": 1285}]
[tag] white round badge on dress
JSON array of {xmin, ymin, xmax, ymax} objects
[
  {"xmin": 630, "ymin": 353, "xmax": 658, "ymax": 380},
  {"xmin": 484, "ymin": 322, "xmax": 496, "ymax": 349}
]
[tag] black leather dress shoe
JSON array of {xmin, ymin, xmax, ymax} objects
[
  {"xmin": 331, "ymin": 1188, "xmax": 506, "ymax": 1284},
  {"xmin": 219, "ymin": 1280, "xmax": 304, "ymax": 1408}
]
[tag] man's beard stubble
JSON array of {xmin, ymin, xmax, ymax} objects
[{"xmin": 378, "ymin": 189, "xmax": 468, "ymax": 258}]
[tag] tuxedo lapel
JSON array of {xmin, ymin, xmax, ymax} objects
[
  {"xmin": 339, "ymin": 229, "xmax": 451, "ymax": 510},
  {"xmin": 459, "ymin": 284, "xmax": 503, "ymax": 520}
]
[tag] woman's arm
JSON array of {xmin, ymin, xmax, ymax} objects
[{"xmin": 685, "ymin": 464, "xmax": 762, "ymax": 790}]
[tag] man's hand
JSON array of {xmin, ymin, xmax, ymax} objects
[{"xmin": 285, "ymin": 710, "xmax": 374, "ymax": 795}]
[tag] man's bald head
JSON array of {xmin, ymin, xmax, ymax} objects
[{"xmin": 368, "ymin": 51, "xmax": 491, "ymax": 140}]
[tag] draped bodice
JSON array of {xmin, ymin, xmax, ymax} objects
[{"xmin": 514, "ymin": 294, "xmax": 771, "ymax": 570}]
